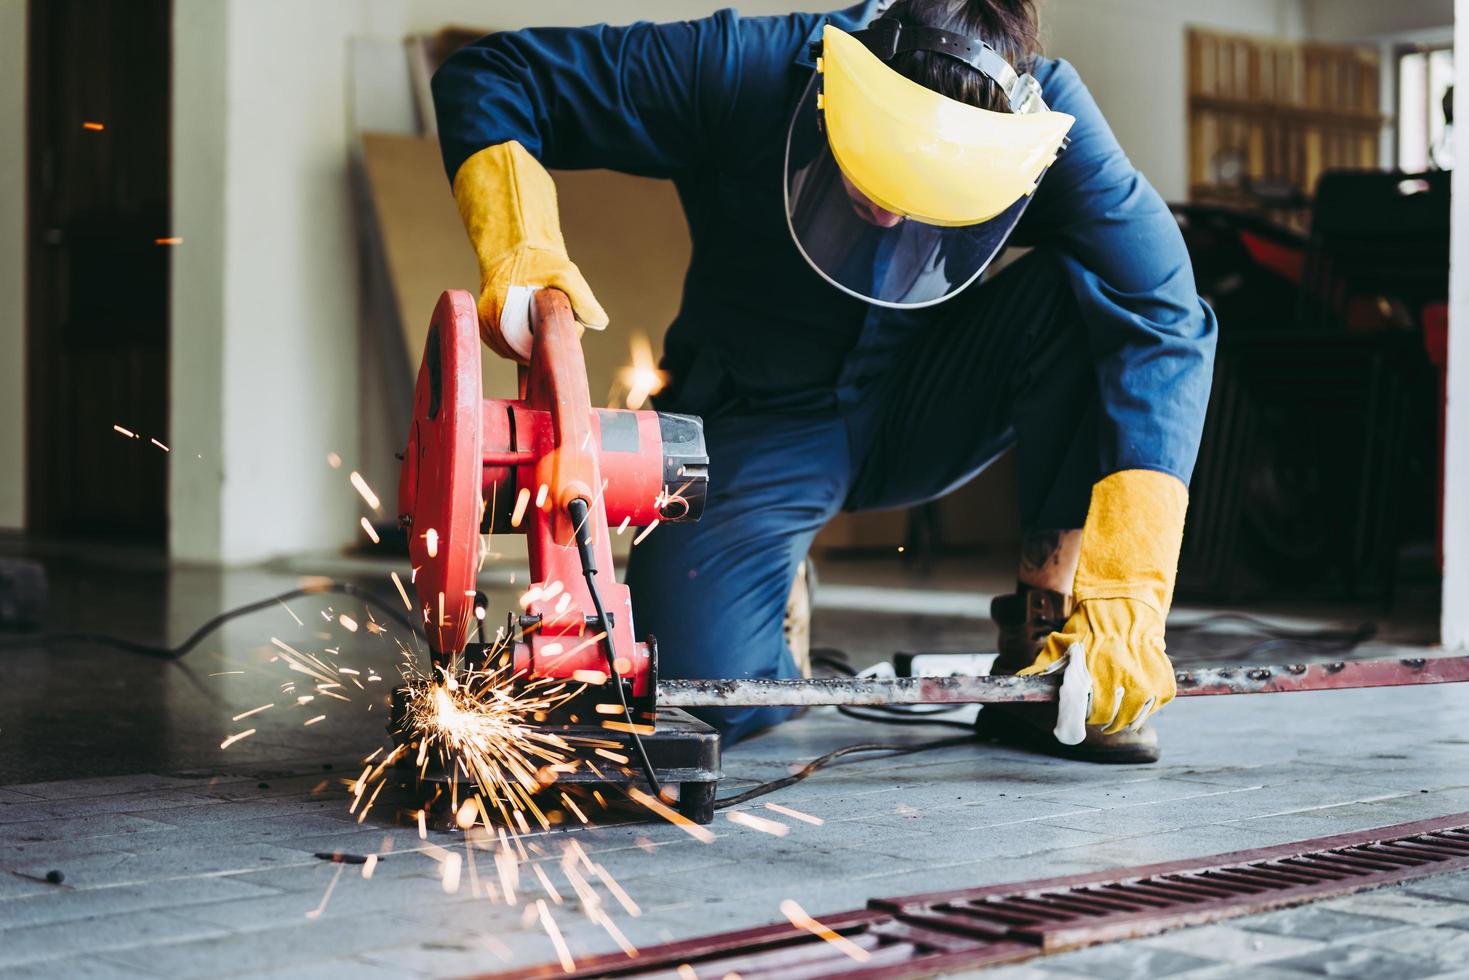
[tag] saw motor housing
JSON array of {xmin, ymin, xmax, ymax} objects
[{"xmin": 396, "ymin": 289, "xmax": 708, "ymax": 711}]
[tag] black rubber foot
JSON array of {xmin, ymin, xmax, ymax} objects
[{"xmin": 677, "ymin": 781, "xmax": 718, "ymax": 825}]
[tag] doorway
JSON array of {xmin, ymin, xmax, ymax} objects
[{"xmin": 26, "ymin": 0, "xmax": 172, "ymax": 542}]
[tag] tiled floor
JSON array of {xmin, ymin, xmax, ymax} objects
[
  {"xmin": 986, "ymin": 879, "xmax": 1469, "ymax": 978},
  {"xmin": 1, "ymin": 541, "xmax": 1465, "ymax": 977}
]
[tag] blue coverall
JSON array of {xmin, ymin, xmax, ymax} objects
[{"xmin": 433, "ymin": 2, "xmax": 1218, "ymax": 742}]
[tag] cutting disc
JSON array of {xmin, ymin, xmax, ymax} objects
[{"xmin": 398, "ymin": 290, "xmax": 483, "ymax": 659}]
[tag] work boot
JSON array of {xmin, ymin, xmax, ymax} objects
[
  {"xmin": 975, "ymin": 584, "xmax": 1160, "ymax": 764},
  {"xmin": 784, "ymin": 558, "xmax": 814, "ymax": 679}
]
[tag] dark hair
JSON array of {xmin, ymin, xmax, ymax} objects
[{"xmin": 874, "ymin": 0, "xmax": 1039, "ymax": 112}]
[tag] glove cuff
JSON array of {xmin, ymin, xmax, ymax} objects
[
  {"xmin": 453, "ymin": 141, "xmax": 570, "ymax": 270},
  {"xmin": 1072, "ymin": 469, "xmax": 1188, "ymax": 616}
]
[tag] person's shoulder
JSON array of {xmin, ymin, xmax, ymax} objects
[
  {"xmin": 1030, "ymin": 57, "xmax": 1091, "ymax": 107},
  {"xmin": 712, "ymin": 7, "xmax": 825, "ymax": 58}
]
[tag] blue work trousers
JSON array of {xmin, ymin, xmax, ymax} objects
[{"xmin": 626, "ymin": 250, "xmax": 1099, "ymax": 742}]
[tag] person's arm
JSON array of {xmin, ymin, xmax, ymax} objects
[
  {"xmin": 1019, "ymin": 58, "xmax": 1217, "ymax": 484},
  {"xmin": 432, "ymin": 15, "xmax": 748, "ymax": 179},
  {"xmin": 429, "ymin": 14, "xmax": 743, "ymax": 357},
  {"xmin": 1015, "ymin": 59, "xmax": 1216, "ymax": 740}
]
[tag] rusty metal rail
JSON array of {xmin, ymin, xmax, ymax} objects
[
  {"xmin": 657, "ymin": 654, "xmax": 1469, "ymax": 707},
  {"xmin": 477, "ymin": 810, "xmax": 1469, "ymax": 979}
]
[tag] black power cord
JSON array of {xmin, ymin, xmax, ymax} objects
[
  {"xmin": 0, "ymin": 582, "xmax": 420, "ymax": 658},
  {"xmin": 566, "ymin": 497, "xmax": 663, "ymax": 798},
  {"xmin": 714, "ymin": 734, "xmax": 977, "ymax": 809}
]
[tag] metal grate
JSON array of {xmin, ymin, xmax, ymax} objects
[{"xmin": 474, "ymin": 811, "xmax": 1469, "ymax": 979}]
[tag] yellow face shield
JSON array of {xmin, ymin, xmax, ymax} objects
[{"xmin": 784, "ymin": 23, "xmax": 1076, "ymax": 307}]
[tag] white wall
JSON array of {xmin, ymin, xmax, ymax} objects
[
  {"xmin": 1039, "ymin": 0, "xmax": 1304, "ymax": 202},
  {"xmin": 171, "ymin": 0, "xmax": 364, "ymax": 562},
  {"xmin": 1445, "ymin": 0, "xmax": 1469, "ymax": 651},
  {"xmin": 1305, "ymin": 0, "xmax": 1454, "ymax": 41},
  {"xmin": 0, "ymin": 0, "xmax": 25, "ymax": 531}
]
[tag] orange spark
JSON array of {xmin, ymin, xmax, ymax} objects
[
  {"xmin": 532, "ymin": 863, "xmax": 563, "ymax": 904},
  {"xmin": 511, "ymin": 487, "xmax": 531, "ymax": 527},
  {"xmin": 765, "ymin": 802, "xmax": 824, "ymax": 826},
  {"xmin": 442, "ymin": 852, "xmax": 463, "ymax": 894},
  {"xmin": 82, "ymin": 121, "xmax": 104, "ymax": 131},
  {"xmin": 390, "ymin": 571, "xmax": 412, "ymax": 611},
  {"xmin": 154, "ymin": 237, "xmax": 182, "ymax": 245},
  {"xmin": 727, "ymin": 810, "xmax": 789, "ymax": 837},
  {"xmin": 232, "ymin": 703, "xmax": 274, "ymax": 722},
  {"xmin": 219, "ymin": 729, "xmax": 256, "ymax": 749},
  {"xmin": 632, "ymin": 519, "xmax": 660, "ymax": 546},
  {"xmin": 628, "ymin": 787, "xmax": 715, "ymax": 843},
  {"xmin": 349, "ymin": 470, "xmax": 380, "ymax": 510},
  {"xmin": 780, "ymin": 900, "xmax": 871, "ymax": 962},
  {"xmin": 360, "ymin": 518, "xmax": 380, "ymax": 544},
  {"xmin": 618, "ymin": 334, "xmax": 667, "ymax": 410},
  {"xmin": 536, "ymin": 899, "xmax": 576, "ymax": 973},
  {"xmin": 305, "ymin": 863, "xmax": 345, "ymax": 919}
]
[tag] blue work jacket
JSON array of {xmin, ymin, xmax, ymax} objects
[{"xmin": 432, "ymin": 2, "xmax": 1217, "ymax": 485}]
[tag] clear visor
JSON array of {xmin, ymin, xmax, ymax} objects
[{"xmin": 783, "ymin": 75, "xmax": 1033, "ymax": 309}]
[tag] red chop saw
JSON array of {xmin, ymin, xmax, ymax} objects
[{"xmin": 392, "ymin": 288, "xmax": 722, "ymax": 821}]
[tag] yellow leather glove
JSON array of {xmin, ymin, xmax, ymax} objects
[
  {"xmin": 1018, "ymin": 469, "xmax": 1187, "ymax": 743},
  {"xmin": 452, "ymin": 141, "xmax": 608, "ymax": 362}
]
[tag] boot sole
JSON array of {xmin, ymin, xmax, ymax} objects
[{"xmin": 975, "ymin": 706, "xmax": 1160, "ymax": 765}]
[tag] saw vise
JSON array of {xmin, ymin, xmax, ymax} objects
[{"xmin": 392, "ymin": 288, "xmax": 722, "ymax": 823}]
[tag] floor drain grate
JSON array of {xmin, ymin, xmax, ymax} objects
[{"xmin": 474, "ymin": 811, "xmax": 1469, "ymax": 979}]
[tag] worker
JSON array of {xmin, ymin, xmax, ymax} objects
[{"xmin": 433, "ymin": 0, "xmax": 1217, "ymax": 763}]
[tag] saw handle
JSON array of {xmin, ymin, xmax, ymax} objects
[{"xmin": 521, "ymin": 288, "xmax": 601, "ymax": 530}]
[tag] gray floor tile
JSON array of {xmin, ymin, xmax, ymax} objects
[
  {"xmin": 0, "ymin": 789, "xmax": 43, "ymax": 804},
  {"xmin": 1237, "ymin": 905, "xmax": 1409, "ymax": 941},
  {"xmin": 97, "ymin": 912, "xmax": 448, "ymax": 976},
  {"xmin": 0, "ymin": 874, "xmax": 283, "ymax": 930},
  {"xmin": 0, "ymin": 908, "xmax": 232, "ymax": 968},
  {"xmin": 0, "ymin": 955, "xmax": 159, "ymax": 979},
  {"xmin": 1136, "ymin": 923, "xmax": 1325, "ymax": 964},
  {"xmin": 1, "ymin": 811, "xmax": 177, "ymax": 844},
  {"xmin": 1406, "ymin": 872, "xmax": 1469, "ymax": 904},
  {"xmin": 1351, "ymin": 924, "xmax": 1469, "ymax": 958},
  {"xmin": 4, "ymin": 773, "xmax": 211, "ymax": 801},
  {"xmin": 1173, "ymin": 966, "xmax": 1335, "ymax": 980},
  {"xmin": 9, "ymin": 840, "xmax": 317, "ymax": 888},
  {"xmin": 1267, "ymin": 943, "xmax": 1445, "ymax": 979},
  {"xmin": 0, "ymin": 790, "xmax": 224, "ymax": 824},
  {"xmin": 1323, "ymin": 890, "xmax": 1469, "ymax": 926},
  {"xmin": 1041, "ymin": 942, "xmax": 1216, "ymax": 978},
  {"xmin": 1024, "ymin": 777, "xmax": 1263, "ymax": 811},
  {"xmin": 231, "ymin": 961, "xmax": 408, "ymax": 980}
]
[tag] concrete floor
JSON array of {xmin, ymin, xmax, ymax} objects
[{"xmin": 1, "ymin": 539, "xmax": 1465, "ymax": 977}]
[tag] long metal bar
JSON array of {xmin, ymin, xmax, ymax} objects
[{"xmin": 656, "ymin": 654, "xmax": 1469, "ymax": 707}]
